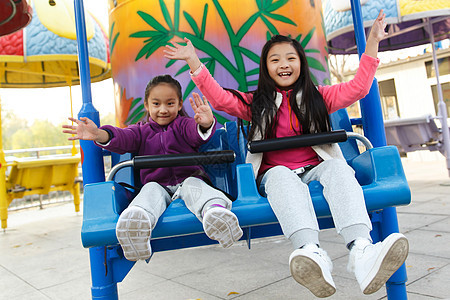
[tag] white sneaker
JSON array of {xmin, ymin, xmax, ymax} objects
[
  {"xmin": 289, "ymin": 244, "xmax": 336, "ymax": 298},
  {"xmin": 116, "ymin": 206, "xmax": 152, "ymax": 261},
  {"xmin": 348, "ymin": 233, "xmax": 409, "ymax": 294},
  {"xmin": 202, "ymin": 207, "xmax": 243, "ymax": 248}
]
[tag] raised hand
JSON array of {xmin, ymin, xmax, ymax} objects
[
  {"xmin": 365, "ymin": 9, "xmax": 387, "ymax": 58},
  {"xmin": 62, "ymin": 117, "xmax": 109, "ymax": 143},
  {"xmin": 369, "ymin": 9, "xmax": 388, "ymax": 43},
  {"xmin": 189, "ymin": 92, "xmax": 214, "ymax": 130},
  {"xmin": 164, "ymin": 38, "xmax": 202, "ymax": 72}
]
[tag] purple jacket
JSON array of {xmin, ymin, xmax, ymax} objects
[{"xmin": 96, "ymin": 115, "xmax": 216, "ymax": 186}]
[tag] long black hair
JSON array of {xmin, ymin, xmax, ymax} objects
[
  {"xmin": 234, "ymin": 35, "xmax": 331, "ymax": 141},
  {"xmin": 143, "ymin": 74, "xmax": 187, "ymax": 121}
]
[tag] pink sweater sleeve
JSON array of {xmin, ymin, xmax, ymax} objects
[
  {"xmin": 318, "ymin": 54, "xmax": 380, "ymax": 114},
  {"xmin": 191, "ymin": 66, "xmax": 253, "ymax": 121}
]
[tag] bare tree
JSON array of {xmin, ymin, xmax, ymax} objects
[{"xmin": 328, "ymin": 54, "xmax": 351, "ymax": 83}]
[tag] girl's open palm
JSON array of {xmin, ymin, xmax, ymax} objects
[
  {"xmin": 189, "ymin": 93, "xmax": 214, "ymax": 129},
  {"xmin": 62, "ymin": 117, "xmax": 100, "ymax": 141},
  {"xmin": 369, "ymin": 10, "xmax": 388, "ymax": 42},
  {"xmin": 164, "ymin": 38, "xmax": 196, "ymax": 61}
]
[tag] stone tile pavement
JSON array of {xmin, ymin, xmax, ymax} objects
[{"xmin": 1, "ymin": 158, "xmax": 449, "ymax": 300}]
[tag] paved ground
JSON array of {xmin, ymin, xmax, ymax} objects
[{"xmin": 1, "ymin": 158, "xmax": 449, "ymax": 300}]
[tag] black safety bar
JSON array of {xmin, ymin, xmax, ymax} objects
[
  {"xmin": 107, "ymin": 150, "xmax": 235, "ymax": 181},
  {"xmin": 248, "ymin": 130, "xmax": 348, "ymax": 153}
]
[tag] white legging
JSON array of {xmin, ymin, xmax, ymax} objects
[
  {"xmin": 258, "ymin": 159, "xmax": 372, "ymax": 249},
  {"xmin": 128, "ymin": 177, "xmax": 232, "ymax": 229}
]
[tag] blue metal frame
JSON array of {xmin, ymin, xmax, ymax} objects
[
  {"xmin": 73, "ymin": 0, "xmax": 410, "ymax": 298},
  {"xmin": 350, "ymin": 0, "xmax": 407, "ymax": 298},
  {"xmin": 74, "ymin": 0, "xmax": 111, "ymax": 298}
]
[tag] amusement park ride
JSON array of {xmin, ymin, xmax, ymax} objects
[
  {"xmin": 5, "ymin": 0, "xmax": 449, "ymax": 299},
  {"xmin": 0, "ymin": 0, "xmax": 110, "ymax": 230},
  {"xmin": 75, "ymin": 0, "xmax": 412, "ymax": 299}
]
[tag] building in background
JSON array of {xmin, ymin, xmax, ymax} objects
[{"xmin": 335, "ymin": 41, "xmax": 450, "ymax": 161}]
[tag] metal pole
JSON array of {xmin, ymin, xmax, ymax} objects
[
  {"xmin": 427, "ymin": 18, "xmax": 450, "ymax": 177},
  {"xmin": 349, "ymin": 0, "xmax": 386, "ymax": 147},
  {"xmin": 73, "ymin": 0, "xmax": 104, "ymax": 183},
  {"xmin": 0, "ymin": 97, "xmax": 9, "ymax": 230},
  {"xmin": 73, "ymin": 1, "xmax": 112, "ymax": 299},
  {"xmin": 349, "ymin": 1, "xmax": 408, "ymax": 299}
]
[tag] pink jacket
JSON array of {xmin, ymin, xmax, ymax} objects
[{"xmin": 191, "ymin": 54, "xmax": 380, "ymax": 175}]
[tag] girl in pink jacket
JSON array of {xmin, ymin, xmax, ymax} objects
[{"xmin": 164, "ymin": 10, "xmax": 408, "ymax": 298}]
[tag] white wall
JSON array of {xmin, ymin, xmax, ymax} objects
[{"xmin": 375, "ymin": 58, "xmax": 437, "ymax": 119}]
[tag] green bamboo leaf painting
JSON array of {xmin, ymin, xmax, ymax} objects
[
  {"xmin": 256, "ymin": 0, "xmax": 263, "ymax": 10},
  {"xmin": 246, "ymin": 68, "xmax": 260, "ymax": 76},
  {"xmin": 323, "ymin": 78, "xmax": 331, "ymax": 85},
  {"xmin": 237, "ymin": 46, "xmax": 260, "ymax": 64},
  {"xmin": 183, "ymin": 11, "xmax": 201, "ymax": 36},
  {"xmin": 128, "ymin": 0, "xmax": 329, "ymax": 120},
  {"xmin": 130, "ymin": 112, "xmax": 146, "ymax": 124},
  {"xmin": 265, "ymin": 12, "xmax": 296, "ymax": 26},
  {"xmin": 109, "ymin": 22, "xmax": 119, "ymax": 55},
  {"xmin": 174, "ymin": 0, "xmax": 180, "ymax": 31},
  {"xmin": 310, "ymin": 71, "xmax": 318, "ymax": 85},
  {"xmin": 212, "ymin": 0, "xmax": 236, "ymax": 42},
  {"xmin": 137, "ymin": 11, "xmax": 168, "ymax": 32},
  {"xmin": 129, "ymin": 31, "xmax": 162, "ymax": 38},
  {"xmin": 266, "ymin": 0, "xmax": 290, "ymax": 12},
  {"xmin": 158, "ymin": 0, "xmax": 173, "ymax": 30},
  {"xmin": 236, "ymin": 13, "xmax": 260, "ymax": 41},
  {"xmin": 166, "ymin": 59, "xmax": 177, "ymax": 68},
  {"xmin": 260, "ymin": 14, "xmax": 278, "ymax": 35},
  {"xmin": 200, "ymin": 4, "xmax": 208, "ymax": 39},
  {"xmin": 183, "ymin": 80, "xmax": 197, "ymax": 100},
  {"xmin": 135, "ymin": 42, "xmax": 155, "ymax": 61},
  {"xmin": 130, "ymin": 97, "xmax": 142, "ymax": 111},
  {"xmin": 213, "ymin": 111, "xmax": 231, "ymax": 125},
  {"xmin": 262, "ymin": 0, "xmax": 272, "ymax": 9},
  {"xmin": 126, "ymin": 103, "xmax": 146, "ymax": 124},
  {"xmin": 301, "ymin": 27, "xmax": 316, "ymax": 48},
  {"xmin": 149, "ymin": 36, "xmax": 172, "ymax": 59},
  {"xmin": 306, "ymin": 56, "xmax": 326, "ymax": 72},
  {"xmin": 247, "ymin": 80, "xmax": 259, "ymax": 87},
  {"xmin": 305, "ymin": 49, "xmax": 321, "ymax": 54}
]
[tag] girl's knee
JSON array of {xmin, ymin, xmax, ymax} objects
[
  {"xmin": 267, "ymin": 165, "xmax": 296, "ymax": 178},
  {"xmin": 264, "ymin": 165, "xmax": 306, "ymax": 190},
  {"xmin": 321, "ymin": 159, "xmax": 354, "ymax": 174},
  {"xmin": 140, "ymin": 181, "xmax": 167, "ymax": 196}
]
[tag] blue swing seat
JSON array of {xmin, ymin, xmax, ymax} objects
[{"xmin": 80, "ymin": 108, "xmax": 411, "ymax": 298}]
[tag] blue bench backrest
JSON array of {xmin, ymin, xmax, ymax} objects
[{"xmin": 329, "ymin": 109, "xmax": 360, "ymax": 161}]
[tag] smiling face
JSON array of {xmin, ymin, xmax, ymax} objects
[
  {"xmin": 266, "ymin": 42, "xmax": 301, "ymax": 90},
  {"xmin": 144, "ymin": 83, "xmax": 183, "ymax": 126}
]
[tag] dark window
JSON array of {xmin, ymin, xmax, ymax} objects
[
  {"xmin": 378, "ymin": 79, "xmax": 400, "ymax": 120},
  {"xmin": 431, "ymin": 82, "xmax": 450, "ymax": 117},
  {"xmin": 425, "ymin": 56, "xmax": 450, "ymax": 78}
]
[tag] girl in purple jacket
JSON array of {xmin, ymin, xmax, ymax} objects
[
  {"xmin": 63, "ymin": 75, "xmax": 243, "ymax": 261},
  {"xmin": 164, "ymin": 10, "xmax": 408, "ymax": 298}
]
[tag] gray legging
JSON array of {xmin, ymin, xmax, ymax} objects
[
  {"xmin": 258, "ymin": 159, "xmax": 372, "ymax": 249},
  {"xmin": 127, "ymin": 177, "xmax": 232, "ymax": 229}
]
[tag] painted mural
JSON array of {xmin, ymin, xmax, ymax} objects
[{"xmin": 108, "ymin": 0, "xmax": 330, "ymax": 127}]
